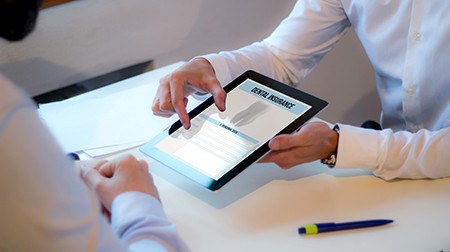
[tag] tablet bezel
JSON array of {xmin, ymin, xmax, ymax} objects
[{"xmin": 140, "ymin": 70, "xmax": 328, "ymax": 191}]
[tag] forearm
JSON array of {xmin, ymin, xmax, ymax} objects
[
  {"xmin": 202, "ymin": 38, "xmax": 338, "ymax": 90},
  {"xmin": 0, "ymin": 92, "xmax": 125, "ymax": 251},
  {"xmin": 201, "ymin": 0, "xmax": 350, "ymax": 88},
  {"xmin": 335, "ymin": 124, "xmax": 450, "ymax": 180},
  {"xmin": 202, "ymin": 41, "xmax": 300, "ymax": 87}
]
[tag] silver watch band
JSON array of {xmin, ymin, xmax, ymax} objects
[{"xmin": 321, "ymin": 124, "xmax": 340, "ymax": 168}]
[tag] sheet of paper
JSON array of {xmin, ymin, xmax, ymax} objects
[
  {"xmin": 38, "ymin": 67, "xmax": 203, "ymax": 153},
  {"xmin": 39, "ymin": 85, "xmax": 162, "ymax": 152},
  {"xmin": 82, "ymin": 140, "xmax": 148, "ymax": 157}
]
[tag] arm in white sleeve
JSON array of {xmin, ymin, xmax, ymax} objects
[
  {"xmin": 0, "ymin": 76, "xmax": 188, "ymax": 251},
  {"xmin": 111, "ymin": 192, "xmax": 190, "ymax": 252},
  {"xmin": 0, "ymin": 87, "xmax": 123, "ymax": 251},
  {"xmin": 202, "ymin": 0, "xmax": 351, "ymax": 87},
  {"xmin": 335, "ymin": 124, "xmax": 450, "ymax": 180}
]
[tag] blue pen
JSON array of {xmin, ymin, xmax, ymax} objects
[{"xmin": 298, "ymin": 219, "xmax": 393, "ymax": 235}]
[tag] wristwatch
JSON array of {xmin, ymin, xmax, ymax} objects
[{"xmin": 321, "ymin": 124, "xmax": 340, "ymax": 168}]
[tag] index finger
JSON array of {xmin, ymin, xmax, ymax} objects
[{"xmin": 169, "ymin": 74, "xmax": 191, "ymax": 128}]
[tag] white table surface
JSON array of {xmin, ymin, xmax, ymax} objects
[{"xmin": 74, "ymin": 62, "xmax": 450, "ymax": 252}]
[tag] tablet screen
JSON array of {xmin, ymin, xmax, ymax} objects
[{"xmin": 141, "ymin": 70, "xmax": 327, "ymax": 190}]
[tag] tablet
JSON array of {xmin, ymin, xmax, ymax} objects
[{"xmin": 140, "ymin": 70, "xmax": 327, "ymax": 191}]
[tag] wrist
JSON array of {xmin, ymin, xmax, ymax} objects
[{"xmin": 190, "ymin": 57, "xmax": 216, "ymax": 74}]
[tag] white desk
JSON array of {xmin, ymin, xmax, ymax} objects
[{"xmin": 69, "ymin": 62, "xmax": 450, "ymax": 252}]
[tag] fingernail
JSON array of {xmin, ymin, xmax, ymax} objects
[{"xmin": 269, "ymin": 139, "xmax": 278, "ymax": 150}]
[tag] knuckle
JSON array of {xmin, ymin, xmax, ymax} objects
[
  {"xmin": 154, "ymin": 98, "xmax": 176, "ymax": 114},
  {"xmin": 122, "ymin": 154, "xmax": 137, "ymax": 163},
  {"xmin": 169, "ymin": 72, "xmax": 185, "ymax": 85},
  {"xmin": 151, "ymin": 101, "xmax": 160, "ymax": 113},
  {"xmin": 172, "ymin": 98, "xmax": 185, "ymax": 107},
  {"xmin": 159, "ymin": 74, "xmax": 169, "ymax": 84},
  {"xmin": 138, "ymin": 159, "xmax": 149, "ymax": 169},
  {"xmin": 159, "ymin": 103, "xmax": 173, "ymax": 111},
  {"xmin": 93, "ymin": 180, "xmax": 107, "ymax": 193}
]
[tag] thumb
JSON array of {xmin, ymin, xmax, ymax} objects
[
  {"xmin": 79, "ymin": 164, "xmax": 105, "ymax": 191},
  {"xmin": 268, "ymin": 134, "xmax": 300, "ymax": 150}
]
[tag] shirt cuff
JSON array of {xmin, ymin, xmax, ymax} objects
[
  {"xmin": 334, "ymin": 124, "xmax": 379, "ymax": 170},
  {"xmin": 111, "ymin": 191, "xmax": 167, "ymax": 236},
  {"xmin": 198, "ymin": 54, "xmax": 233, "ymax": 86}
]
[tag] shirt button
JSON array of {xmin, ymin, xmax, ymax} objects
[
  {"xmin": 413, "ymin": 32, "xmax": 421, "ymax": 41},
  {"xmin": 407, "ymin": 86, "xmax": 416, "ymax": 95}
]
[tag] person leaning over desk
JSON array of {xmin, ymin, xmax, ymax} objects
[
  {"xmin": 0, "ymin": 0, "xmax": 188, "ymax": 251},
  {"xmin": 152, "ymin": 0, "xmax": 450, "ymax": 180}
]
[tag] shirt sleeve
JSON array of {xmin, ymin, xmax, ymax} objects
[
  {"xmin": 202, "ymin": 0, "xmax": 350, "ymax": 87},
  {"xmin": 335, "ymin": 124, "xmax": 450, "ymax": 180},
  {"xmin": 0, "ymin": 84, "xmax": 121, "ymax": 251},
  {"xmin": 111, "ymin": 192, "xmax": 190, "ymax": 252},
  {"xmin": 0, "ymin": 76, "xmax": 188, "ymax": 251}
]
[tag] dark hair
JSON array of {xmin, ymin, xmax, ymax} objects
[{"xmin": 0, "ymin": 0, "xmax": 43, "ymax": 41}]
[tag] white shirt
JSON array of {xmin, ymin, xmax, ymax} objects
[
  {"xmin": 202, "ymin": 0, "xmax": 450, "ymax": 180},
  {"xmin": 0, "ymin": 74, "xmax": 189, "ymax": 251}
]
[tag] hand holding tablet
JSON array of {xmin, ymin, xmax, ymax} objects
[{"xmin": 141, "ymin": 70, "xmax": 327, "ymax": 191}]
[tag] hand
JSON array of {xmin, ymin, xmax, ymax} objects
[
  {"xmin": 74, "ymin": 159, "xmax": 108, "ymax": 175},
  {"xmin": 152, "ymin": 57, "xmax": 227, "ymax": 129},
  {"xmin": 80, "ymin": 154, "xmax": 159, "ymax": 212},
  {"xmin": 259, "ymin": 122, "xmax": 338, "ymax": 169}
]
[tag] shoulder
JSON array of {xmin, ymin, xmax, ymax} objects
[{"xmin": 0, "ymin": 73, "xmax": 31, "ymax": 114}]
